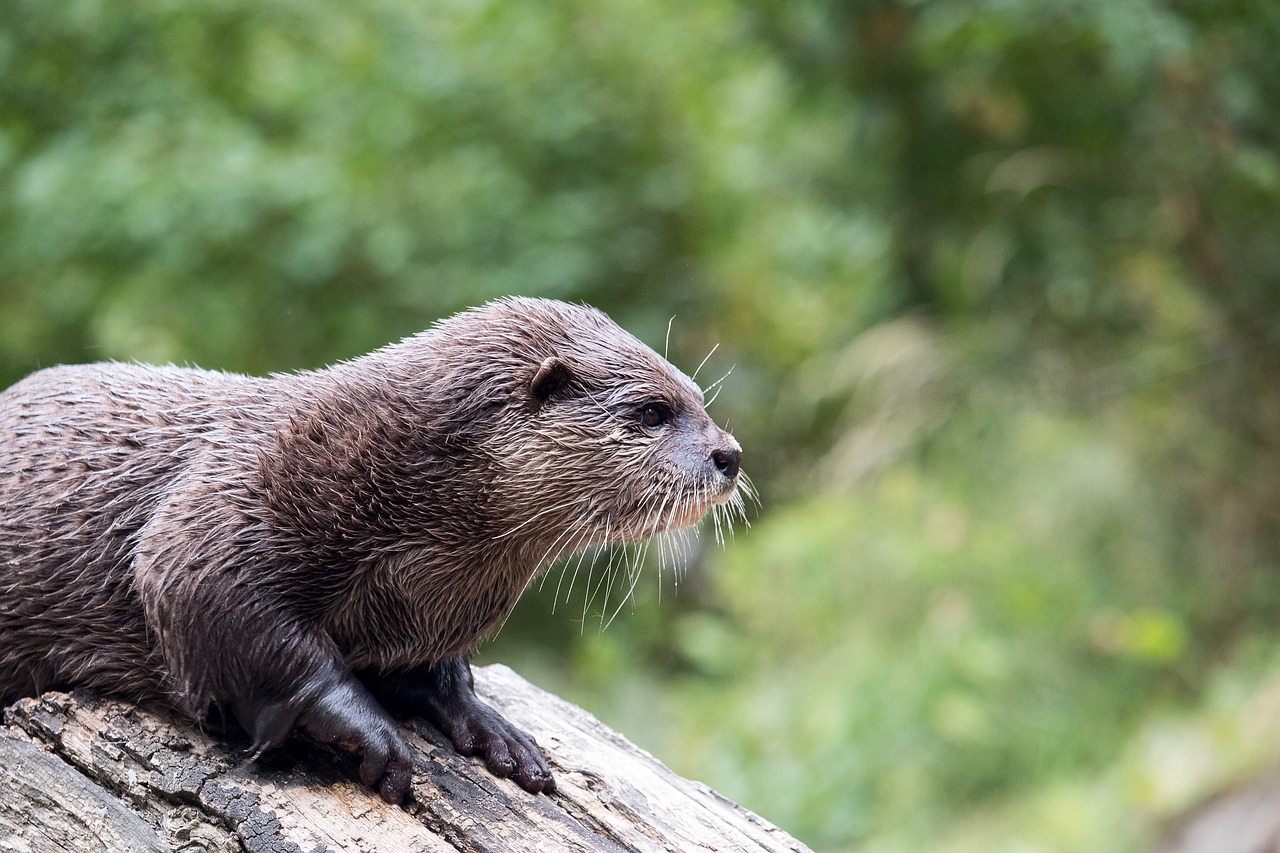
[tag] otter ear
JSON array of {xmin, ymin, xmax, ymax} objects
[{"xmin": 530, "ymin": 356, "xmax": 572, "ymax": 404}]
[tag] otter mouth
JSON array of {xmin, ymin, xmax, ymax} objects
[
  {"xmin": 665, "ymin": 480, "xmax": 739, "ymax": 532},
  {"xmin": 609, "ymin": 468, "xmax": 744, "ymax": 542},
  {"xmin": 604, "ymin": 483, "xmax": 740, "ymax": 543},
  {"xmin": 669, "ymin": 502, "xmax": 709, "ymax": 531}
]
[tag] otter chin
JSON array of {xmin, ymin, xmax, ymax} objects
[{"xmin": 0, "ymin": 297, "xmax": 744, "ymax": 805}]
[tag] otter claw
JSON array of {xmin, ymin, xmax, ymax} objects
[{"xmin": 370, "ymin": 745, "xmax": 414, "ymax": 805}]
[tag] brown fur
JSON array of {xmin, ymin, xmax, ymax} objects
[{"xmin": 0, "ymin": 297, "xmax": 743, "ymax": 802}]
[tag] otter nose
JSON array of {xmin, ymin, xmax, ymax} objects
[{"xmin": 711, "ymin": 447, "xmax": 741, "ymax": 479}]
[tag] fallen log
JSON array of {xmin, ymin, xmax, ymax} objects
[{"xmin": 0, "ymin": 664, "xmax": 810, "ymax": 853}]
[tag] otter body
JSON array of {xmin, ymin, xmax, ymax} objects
[{"xmin": 0, "ymin": 298, "xmax": 742, "ymax": 803}]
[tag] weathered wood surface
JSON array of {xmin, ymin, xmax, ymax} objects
[
  {"xmin": 0, "ymin": 664, "xmax": 810, "ymax": 853},
  {"xmin": 1154, "ymin": 770, "xmax": 1280, "ymax": 853}
]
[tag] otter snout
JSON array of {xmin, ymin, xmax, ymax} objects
[
  {"xmin": 706, "ymin": 426, "xmax": 742, "ymax": 495},
  {"xmin": 712, "ymin": 446, "xmax": 741, "ymax": 480}
]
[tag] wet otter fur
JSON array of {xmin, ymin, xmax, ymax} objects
[{"xmin": 0, "ymin": 297, "xmax": 744, "ymax": 804}]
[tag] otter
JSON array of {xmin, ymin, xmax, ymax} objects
[{"xmin": 0, "ymin": 297, "xmax": 743, "ymax": 805}]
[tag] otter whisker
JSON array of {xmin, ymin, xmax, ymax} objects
[
  {"xmin": 655, "ymin": 528, "xmax": 693, "ymax": 604},
  {"xmin": 583, "ymin": 389, "xmax": 617, "ymax": 421},
  {"xmin": 586, "ymin": 538, "xmax": 623, "ymax": 627},
  {"xmin": 564, "ymin": 546, "xmax": 594, "ymax": 625},
  {"xmin": 578, "ymin": 515, "xmax": 615, "ymax": 628},
  {"xmin": 494, "ymin": 493, "xmax": 593, "ymax": 541},
  {"xmin": 656, "ymin": 533, "xmax": 667, "ymax": 603},
  {"xmin": 634, "ymin": 532, "xmax": 651, "ymax": 586},
  {"xmin": 651, "ymin": 491, "xmax": 675, "ymax": 540},
  {"xmin": 571, "ymin": 545, "xmax": 603, "ymax": 622},
  {"xmin": 702, "ymin": 364, "xmax": 735, "ymax": 407},
  {"xmin": 631, "ymin": 538, "xmax": 649, "ymax": 587},
  {"xmin": 538, "ymin": 530, "xmax": 579, "ymax": 594},
  {"xmin": 603, "ymin": 536, "xmax": 649, "ymax": 631},
  {"xmin": 597, "ymin": 545, "xmax": 617, "ymax": 620},
  {"xmin": 734, "ymin": 491, "xmax": 751, "ymax": 527},
  {"xmin": 737, "ymin": 471, "xmax": 760, "ymax": 508},
  {"xmin": 541, "ymin": 522, "xmax": 593, "ymax": 611},
  {"xmin": 611, "ymin": 530, "xmax": 644, "ymax": 614},
  {"xmin": 691, "ymin": 342, "xmax": 720, "ymax": 381}
]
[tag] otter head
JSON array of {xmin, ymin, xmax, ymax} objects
[{"xmin": 450, "ymin": 297, "xmax": 744, "ymax": 552}]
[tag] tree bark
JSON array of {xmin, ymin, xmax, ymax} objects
[{"xmin": 0, "ymin": 664, "xmax": 810, "ymax": 853}]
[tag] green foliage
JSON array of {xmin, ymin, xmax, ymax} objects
[{"xmin": 4, "ymin": 1, "xmax": 1280, "ymax": 850}]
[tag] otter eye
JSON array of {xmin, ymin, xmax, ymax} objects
[{"xmin": 639, "ymin": 402, "xmax": 673, "ymax": 428}]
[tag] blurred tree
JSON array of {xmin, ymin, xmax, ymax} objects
[{"xmin": 743, "ymin": 0, "xmax": 1280, "ymax": 620}]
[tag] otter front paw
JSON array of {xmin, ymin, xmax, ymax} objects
[
  {"xmin": 298, "ymin": 678, "xmax": 416, "ymax": 805},
  {"xmin": 360, "ymin": 655, "xmax": 556, "ymax": 794},
  {"xmin": 438, "ymin": 700, "xmax": 556, "ymax": 794}
]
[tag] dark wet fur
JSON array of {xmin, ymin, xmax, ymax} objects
[{"xmin": 0, "ymin": 298, "xmax": 742, "ymax": 804}]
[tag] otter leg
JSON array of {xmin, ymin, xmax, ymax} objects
[
  {"xmin": 363, "ymin": 656, "xmax": 556, "ymax": 794},
  {"xmin": 232, "ymin": 659, "xmax": 414, "ymax": 805},
  {"xmin": 134, "ymin": 488, "xmax": 415, "ymax": 803}
]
